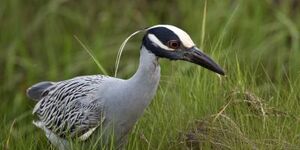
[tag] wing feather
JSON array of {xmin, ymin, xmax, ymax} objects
[{"xmin": 32, "ymin": 75, "xmax": 107, "ymax": 139}]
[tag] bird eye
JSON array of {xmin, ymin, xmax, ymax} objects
[{"xmin": 167, "ymin": 40, "xmax": 181, "ymax": 49}]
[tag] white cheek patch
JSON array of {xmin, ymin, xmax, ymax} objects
[
  {"xmin": 147, "ymin": 34, "xmax": 175, "ymax": 51},
  {"xmin": 149, "ymin": 25, "xmax": 195, "ymax": 48}
]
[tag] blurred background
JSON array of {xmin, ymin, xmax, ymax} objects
[{"xmin": 0, "ymin": 0, "xmax": 300, "ymax": 149}]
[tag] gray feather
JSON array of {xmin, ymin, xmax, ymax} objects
[
  {"xmin": 33, "ymin": 75, "xmax": 106, "ymax": 139},
  {"xmin": 27, "ymin": 81, "xmax": 54, "ymax": 101}
]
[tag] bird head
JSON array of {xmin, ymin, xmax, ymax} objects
[{"xmin": 142, "ymin": 24, "xmax": 225, "ymax": 75}]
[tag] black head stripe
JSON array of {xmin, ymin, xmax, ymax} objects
[
  {"xmin": 147, "ymin": 27, "xmax": 180, "ymax": 46},
  {"xmin": 142, "ymin": 35, "xmax": 181, "ymax": 60},
  {"xmin": 142, "ymin": 35, "xmax": 165, "ymax": 57}
]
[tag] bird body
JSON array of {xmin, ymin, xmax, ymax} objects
[
  {"xmin": 27, "ymin": 25, "xmax": 224, "ymax": 149},
  {"xmin": 28, "ymin": 46, "xmax": 160, "ymax": 149}
]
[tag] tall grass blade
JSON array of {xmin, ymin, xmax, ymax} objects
[{"xmin": 74, "ymin": 35, "xmax": 108, "ymax": 75}]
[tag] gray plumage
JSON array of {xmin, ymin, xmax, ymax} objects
[
  {"xmin": 28, "ymin": 48, "xmax": 160, "ymax": 149},
  {"xmin": 30, "ymin": 76, "xmax": 105, "ymax": 138},
  {"xmin": 27, "ymin": 81, "xmax": 54, "ymax": 101},
  {"xmin": 27, "ymin": 25, "xmax": 225, "ymax": 150}
]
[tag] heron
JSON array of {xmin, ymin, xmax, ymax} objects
[{"xmin": 26, "ymin": 24, "xmax": 225, "ymax": 149}]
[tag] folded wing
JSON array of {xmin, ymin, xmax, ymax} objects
[{"xmin": 27, "ymin": 75, "xmax": 107, "ymax": 140}]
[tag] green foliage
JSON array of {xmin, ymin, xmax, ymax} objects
[{"xmin": 1, "ymin": 0, "xmax": 300, "ymax": 149}]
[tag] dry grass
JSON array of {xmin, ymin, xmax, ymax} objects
[{"xmin": 180, "ymin": 89, "xmax": 299, "ymax": 149}]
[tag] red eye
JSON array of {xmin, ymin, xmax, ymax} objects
[{"xmin": 167, "ymin": 40, "xmax": 181, "ymax": 49}]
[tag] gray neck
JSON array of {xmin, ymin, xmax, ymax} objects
[
  {"xmin": 122, "ymin": 46, "xmax": 160, "ymax": 116},
  {"xmin": 107, "ymin": 47, "xmax": 160, "ymax": 140},
  {"xmin": 128, "ymin": 46, "xmax": 161, "ymax": 84}
]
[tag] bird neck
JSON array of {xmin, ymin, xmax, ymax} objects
[
  {"xmin": 117, "ymin": 46, "xmax": 160, "ymax": 127},
  {"xmin": 128, "ymin": 46, "xmax": 161, "ymax": 85}
]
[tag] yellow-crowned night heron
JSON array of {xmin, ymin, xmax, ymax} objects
[{"xmin": 27, "ymin": 24, "xmax": 225, "ymax": 149}]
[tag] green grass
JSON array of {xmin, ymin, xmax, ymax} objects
[{"xmin": 1, "ymin": 0, "xmax": 300, "ymax": 149}]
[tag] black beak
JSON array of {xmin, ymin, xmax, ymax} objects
[{"xmin": 183, "ymin": 47, "xmax": 225, "ymax": 75}]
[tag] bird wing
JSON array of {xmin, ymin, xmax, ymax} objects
[{"xmin": 30, "ymin": 75, "xmax": 108, "ymax": 140}]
